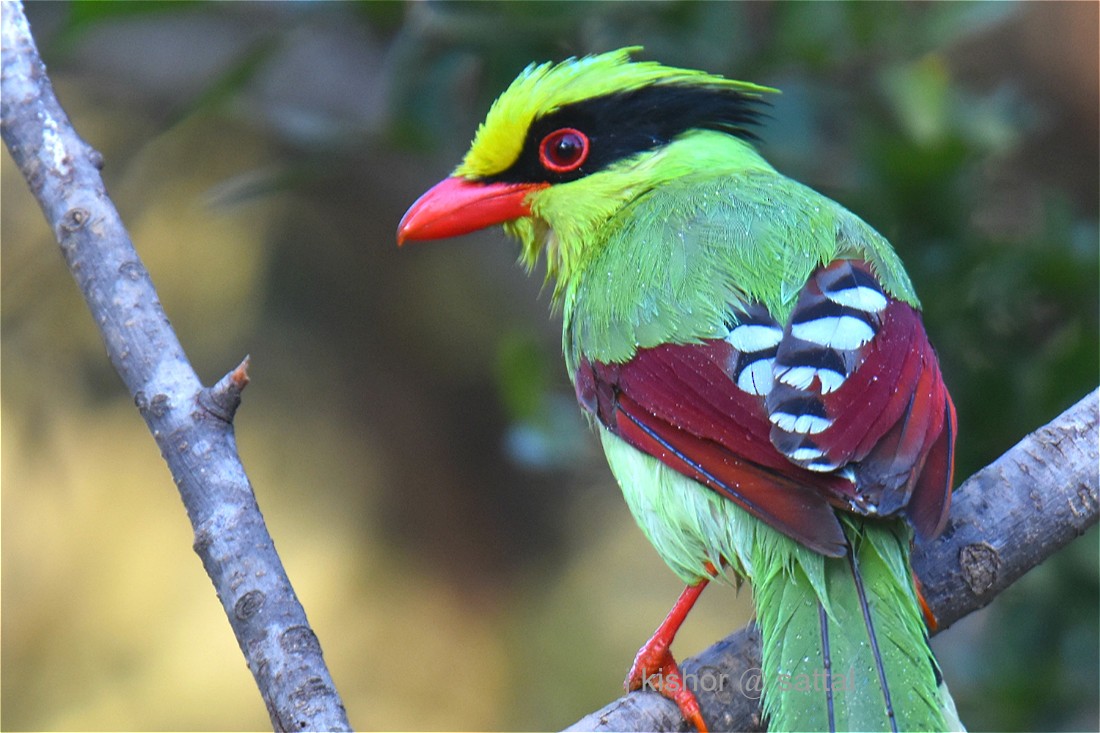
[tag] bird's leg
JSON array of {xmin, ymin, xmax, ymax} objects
[{"xmin": 626, "ymin": 564, "xmax": 717, "ymax": 733}]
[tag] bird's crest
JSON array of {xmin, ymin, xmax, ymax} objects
[{"xmin": 455, "ymin": 47, "xmax": 776, "ymax": 180}]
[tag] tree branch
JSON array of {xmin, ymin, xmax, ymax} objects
[
  {"xmin": 1, "ymin": 3, "xmax": 351, "ymax": 730},
  {"xmin": 567, "ymin": 388, "xmax": 1099, "ymax": 732}
]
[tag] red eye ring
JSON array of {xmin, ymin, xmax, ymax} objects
[{"xmin": 539, "ymin": 128, "xmax": 590, "ymax": 173}]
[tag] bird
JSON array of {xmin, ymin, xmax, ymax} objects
[{"xmin": 397, "ymin": 47, "xmax": 963, "ymax": 733}]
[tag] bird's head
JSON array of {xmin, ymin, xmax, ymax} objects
[{"xmin": 397, "ymin": 47, "xmax": 777, "ymax": 292}]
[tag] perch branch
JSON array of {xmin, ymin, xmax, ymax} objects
[
  {"xmin": 1, "ymin": 3, "xmax": 351, "ymax": 730},
  {"xmin": 567, "ymin": 388, "xmax": 1099, "ymax": 732}
]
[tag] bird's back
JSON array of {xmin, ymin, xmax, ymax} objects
[{"xmin": 564, "ymin": 163, "xmax": 917, "ymax": 374}]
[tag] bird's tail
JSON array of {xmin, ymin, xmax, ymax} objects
[{"xmin": 752, "ymin": 520, "xmax": 963, "ymax": 732}]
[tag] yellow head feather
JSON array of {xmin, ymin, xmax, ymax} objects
[{"xmin": 454, "ymin": 47, "xmax": 775, "ymax": 179}]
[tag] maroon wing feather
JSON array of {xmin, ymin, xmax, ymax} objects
[
  {"xmin": 577, "ymin": 342, "xmax": 849, "ymax": 556},
  {"xmin": 907, "ymin": 391, "xmax": 956, "ymax": 539},
  {"xmin": 575, "ymin": 259, "xmax": 956, "ymax": 553}
]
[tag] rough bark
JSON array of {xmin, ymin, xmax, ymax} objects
[
  {"xmin": 567, "ymin": 388, "xmax": 1099, "ymax": 732},
  {"xmin": 1, "ymin": 3, "xmax": 351, "ymax": 730}
]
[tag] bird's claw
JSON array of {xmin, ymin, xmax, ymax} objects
[{"xmin": 625, "ymin": 639, "xmax": 709, "ymax": 733}]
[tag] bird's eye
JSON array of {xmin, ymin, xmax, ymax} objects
[{"xmin": 539, "ymin": 128, "xmax": 589, "ymax": 173}]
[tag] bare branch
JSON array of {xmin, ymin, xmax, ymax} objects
[
  {"xmin": 1, "ymin": 4, "xmax": 350, "ymax": 730},
  {"xmin": 567, "ymin": 388, "xmax": 1099, "ymax": 732}
]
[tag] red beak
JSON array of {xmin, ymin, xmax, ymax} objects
[{"xmin": 397, "ymin": 176, "xmax": 547, "ymax": 245}]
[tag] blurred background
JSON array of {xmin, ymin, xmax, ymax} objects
[{"xmin": 2, "ymin": 2, "xmax": 1097, "ymax": 730}]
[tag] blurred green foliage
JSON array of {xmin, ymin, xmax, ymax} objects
[{"xmin": 3, "ymin": 2, "xmax": 1096, "ymax": 731}]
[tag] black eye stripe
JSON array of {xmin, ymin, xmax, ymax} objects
[{"xmin": 481, "ymin": 84, "xmax": 767, "ymax": 185}]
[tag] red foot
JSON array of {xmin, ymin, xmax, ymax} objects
[
  {"xmin": 625, "ymin": 579, "xmax": 711, "ymax": 733},
  {"xmin": 626, "ymin": 638, "xmax": 708, "ymax": 732}
]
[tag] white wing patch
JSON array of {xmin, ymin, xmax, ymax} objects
[
  {"xmin": 788, "ymin": 446, "xmax": 826, "ymax": 461},
  {"xmin": 727, "ymin": 323, "xmax": 783, "ymax": 352},
  {"xmin": 823, "ymin": 285, "xmax": 888, "ymax": 312},
  {"xmin": 791, "ymin": 315, "xmax": 875, "ymax": 350},
  {"xmin": 769, "ymin": 411, "xmax": 833, "ymax": 435},
  {"xmin": 776, "ymin": 365, "xmax": 847, "ymax": 394},
  {"xmin": 737, "ymin": 357, "xmax": 775, "ymax": 396},
  {"xmin": 724, "ymin": 305, "xmax": 783, "ymax": 398}
]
